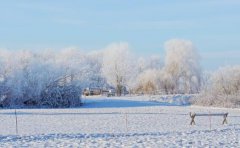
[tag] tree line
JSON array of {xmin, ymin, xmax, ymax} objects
[{"xmin": 0, "ymin": 39, "xmax": 239, "ymax": 108}]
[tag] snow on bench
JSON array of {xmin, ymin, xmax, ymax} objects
[{"xmin": 190, "ymin": 112, "xmax": 228, "ymax": 125}]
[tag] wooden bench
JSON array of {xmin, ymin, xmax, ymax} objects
[{"xmin": 190, "ymin": 112, "xmax": 228, "ymax": 125}]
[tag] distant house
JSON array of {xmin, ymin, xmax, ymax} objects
[
  {"xmin": 83, "ymin": 87, "xmax": 101, "ymax": 96},
  {"xmin": 83, "ymin": 87, "xmax": 116, "ymax": 97}
]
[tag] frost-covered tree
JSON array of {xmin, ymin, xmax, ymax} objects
[
  {"xmin": 0, "ymin": 49, "xmax": 83, "ymax": 108},
  {"xmin": 101, "ymin": 43, "xmax": 137, "ymax": 96},
  {"xmin": 157, "ymin": 69, "xmax": 175, "ymax": 94},
  {"xmin": 85, "ymin": 51, "xmax": 107, "ymax": 89},
  {"xmin": 164, "ymin": 39, "xmax": 201, "ymax": 94},
  {"xmin": 134, "ymin": 69, "xmax": 159, "ymax": 94},
  {"xmin": 195, "ymin": 66, "xmax": 240, "ymax": 107},
  {"xmin": 211, "ymin": 66, "xmax": 240, "ymax": 96},
  {"xmin": 56, "ymin": 49, "xmax": 107, "ymax": 90}
]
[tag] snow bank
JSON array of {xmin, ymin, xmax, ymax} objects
[{"xmin": 149, "ymin": 94, "xmax": 194, "ymax": 106}]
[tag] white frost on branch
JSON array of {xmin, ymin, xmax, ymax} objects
[
  {"xmin": 164, "ymin": 39, "xmax": 201, "ymax": 94},
  {"xmin": 101, "ymin": 42, "xmax": 137, "ymax": 95}
]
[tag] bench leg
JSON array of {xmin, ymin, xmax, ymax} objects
[
  {"xmin": 190, "ymin": 118, "xmax": 195, "ymax": 125},
  {"xmin": 223, "ymin": 114, "xmax": 228, "ymax": 124},
  {"xmin": 190, "ymin": 113, "xmax": 196, "ymax": 125}
]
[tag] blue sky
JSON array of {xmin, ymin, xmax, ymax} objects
[{"xmin": 0, "ymin": 0, "xmax": 240, "ymax": 70}]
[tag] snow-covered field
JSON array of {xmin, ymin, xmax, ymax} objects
[{"xmin": 1, "ymin": 96, "xmax": 240, "ymax": 147}]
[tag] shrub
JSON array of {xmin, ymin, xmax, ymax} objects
[{"xmin": 193, "ymin": 66, "xmax": 240, "ymax": 108}]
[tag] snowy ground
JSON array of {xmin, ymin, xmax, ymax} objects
[{"xmin": 0, "ymin": 95, "xmax": 240, "ymax": 147}]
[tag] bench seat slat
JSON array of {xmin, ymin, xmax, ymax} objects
[{"xmin": 195, "ymin": 113, "xmax": 227, "ymax": 116}]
